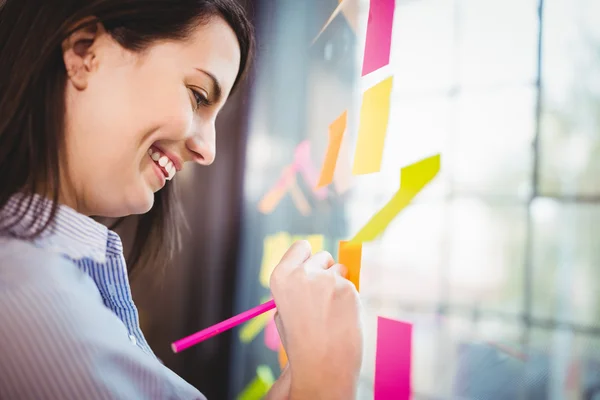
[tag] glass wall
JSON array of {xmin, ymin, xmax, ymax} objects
[{"xmin": 232, "ymin": 0, "xmax": 600, "ymax": 398}]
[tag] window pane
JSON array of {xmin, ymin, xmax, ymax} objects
[
  {"xmin": 457, "ymin": 0, "xmax": 539, "ymax": 88},
  {"xmin": 538, "ymin": 0, "xmax": 600, "ymax": 196},
  {"xmin": 389, "ymin": 0, "xmax": 455, "ymax": 93},
  {"xmin": 452, "ymin": 87, "xmax": 536, "ymax": 197},
  {"xmin": 446, "ymin": 198, "xmax": 527, "ymax": 314},
  {"xmin": 360, "ymin": 202, "xmax": 448, "ymax": 305},
  {"xmin": 532, "ymin": 199, "xmax": 600, "ymax": 328}
]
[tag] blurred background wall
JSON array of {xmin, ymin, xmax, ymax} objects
[{"xmin": 125, "ymin": 0, "xmax": 600, "ymax": 399}]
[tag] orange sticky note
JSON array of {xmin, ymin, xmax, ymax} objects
[
  {"xmin": 278, "ymin": 344, "xmax": 288, "ymax": 370},
  {"xmin": 338, "ymin": 240, "xmax": 362, "ymax": 291},
  {"xmin": 258, "ymin": 165, "xmax": 297, "ymax": 214},
  {"xmin": 350, "ymin": 154, "xmax": 441, "ymax": 244},
  {"xmin": 352, "ymin": 76, "xmax": 393, "ymax": 175},
  {"xmin": 317, "ymin": 111, "xmax": 347, "ymax": 188}
]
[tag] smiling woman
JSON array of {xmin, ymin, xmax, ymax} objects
[
  {"xmin": 0, "ymin": 0, "xmax": 253, "ymax": 398},
  {"xmin": 0, "ymin": 0, "xmax": 365, "ymax": 398}
]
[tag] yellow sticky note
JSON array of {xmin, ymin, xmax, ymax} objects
[
  {"xmin": 260, "ymin": 232, "xmax": 292, "ymax": 288},
  {"xmin": 317, "ymin": 110, "xmax": 347, "ymax": 188},
  {"xmin": 239, "ymin": 312, "xmax": 271, "ymax": 343},
  {"xmin": 338, "ymin": 240, "xmax": 362, "ymax": 291},
  {"xmin": 352, "ymin": 77, "xmax": 394, "ymax": 175},
  {"xmin": 237, "ymin": 365, "xmax": 275, "ymax": 400},
  {"xmin": 350, "ymin": 154, "xmax": 441, "ymax": 244}
]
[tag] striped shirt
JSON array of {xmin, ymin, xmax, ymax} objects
[{"xmin": 0, "ymin": 194, "xmax": 205, "ymax": 399}]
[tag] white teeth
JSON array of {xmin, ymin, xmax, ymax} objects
[
  {"xmin": 149, "ymin": 148, "xmax": 178, "ymax": 181},
  {"xmin": 167, "ymin": 167, "xmax": 176, "ymax": 180}
]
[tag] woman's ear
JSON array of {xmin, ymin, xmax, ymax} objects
[{"xmin": 62, "ymin": 21, "xmax": 104, "ymax": 90}]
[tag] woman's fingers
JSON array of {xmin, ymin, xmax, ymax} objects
[
  {"xmin": 275, "ymin": 241, "xmax": 312, "ymax": 271},
  {"xmin": 328, "ymin": 263, "xmax": 348, "ymax": 278},
  {"xmin": 304, "ymin": 250, "xmax": 335, "ymax": 271}
]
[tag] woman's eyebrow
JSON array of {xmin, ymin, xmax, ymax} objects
[{"xmin": 195, "ymin": 68, "xmax": 222, "ymax": 103}]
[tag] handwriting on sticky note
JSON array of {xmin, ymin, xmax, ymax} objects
[
  {"xmin": 260, "ymin": 232, "xmax": 292, "ymax": 288},
  {"xmin": 338, "ymin": 240, "xmax": 362, "ymax": 291},
  {"xmin": 237, "ymin": 365, "xmax": 275, "ymax": 400},
  {"xmin": 317, "ymin": 111, "xmax": 347, "ymax": 188},
  {"xmin": 239, "ymin": 312, "xmax": 271, "ymax": 343},
  {"xmin": 374, "ymin": 317, "xmax": 412, "ymax": 400},
  {"xmin": 362, "ymin": 0, "xmax": 395, "ymax": 76},
  {"xmin": 278, "ymin": 344, "xmax": 288, "ymax": 370},
  {"xmin": 264, "ymin": 315, "xmax": 281, "ymax": 351},
  {"xmin": 294, "ymin": 140, "xmax": 328, "ymax": 200},
  {"xmin": 258, "ymin": 165, "xmax": 297, "ymax": 214},
  {"xmin": 352, "ymin": 77, "xmax": 393, "ymax": 175},
  {"xmin": 350, "ymin": 154, "xmax": 440, "ymax": 244}
]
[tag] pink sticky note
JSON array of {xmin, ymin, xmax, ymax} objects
[
  {"xmin": 293, "ymin": 141, "xmax": 328, "ymax": 200},
  {"xmin": 374, "ymin": 317, "xmax": 412, "ymax": 400},
  {"xmin": 362, "ymin": 0, "xmax": 396, "ymax": 76},
  {"xmin": 264, "ymin": 315, "xmax": 281, "ymax": 351}
]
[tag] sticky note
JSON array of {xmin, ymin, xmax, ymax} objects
[
  {"xmin": 237, "ymin": 365, "xmax": 275, "ymax": 400},
  {"xmin": 352, "ymin": 77, "xmax": 393, "ymax": 175},
  {"xmin": 260, "ymin": 232, "xmax": 292, "ymax": 288},
  {"xmin": 362, "ymin": 0, "xmax": 395, "ymax": 76},
  {"xmin": 317, "ymin": 111, "xmax": 347, "ymax": 188},
  {"xmin": 350, "ymin": 154, "xmax": 440, "ymax": 244},
  {"xmin": 374, "ymin": 317, "xmax": 412, "ymax": 400},
  {"xmin": 338, "ymin": 240, "xmax": 362, "ymax": 291},
  {"xmin": 278, "ymin": 344, "xmax": 288, "ymax": 370},
  {"xmin": 258, "ymin": 165, "xmax": 297, "ymax": 214},
  {"xmin": 239, "ymin": 312, "xmax": 271, "ymax": 343},
  {"xmin": 289, "ymin": 179, "xmax": 311, "ymax": 216},
  {"xmin": 260, "ymin": 234, "xmax": 324, "ymax": 288},
  {"xmin": 264, "ymin": 315, "xmax": 281, "ymax": 351},
  {"xmin": 294, "ymin": 141, "xmax": 328, "ymax": 200}
]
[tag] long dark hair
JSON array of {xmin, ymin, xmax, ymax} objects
[{"xmin": 0, "ymin": 0, "xmax": 254, "ymax": 276}]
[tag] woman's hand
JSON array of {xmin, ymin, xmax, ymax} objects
[
  {"xmin": 269, "ymin": 240, "xmax": 363, "ymax": 399},
  {"xmin": 265, "ymin": 365, "xmax": 291, "ymax": 400}
]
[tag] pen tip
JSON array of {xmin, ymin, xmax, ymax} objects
[{"xmin": 171, "ymin": 343, "xmax": 178, "ymax": 353}]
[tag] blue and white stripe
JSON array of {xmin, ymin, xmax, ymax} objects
[{"xmin": 0, "ymin": 194, "xmax": 204, "ymax": 399}]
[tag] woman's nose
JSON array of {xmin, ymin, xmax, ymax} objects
[{"xmin": 186, "ymin": 132, "xmax": 216, "ymax": 166}]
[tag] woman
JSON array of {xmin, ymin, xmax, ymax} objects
[{"xmin": 0, "ymin": 0, "xmax": 363, "ymax": 399}]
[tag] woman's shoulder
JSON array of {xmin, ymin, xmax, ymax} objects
[{"xmin": 0, "ymin": 236, "xmax": 95, "ymax": 292}]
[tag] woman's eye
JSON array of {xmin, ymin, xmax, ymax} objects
[{"xmin": 190, "ymin": 88, "xmax": 209, "ymax": 109}]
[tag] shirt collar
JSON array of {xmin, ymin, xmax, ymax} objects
[{"xmin": 1, "ymin": 193, "xmax": 118, "ymax": 263}]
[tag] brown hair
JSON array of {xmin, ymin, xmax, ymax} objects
[{"xmin": 0, "ymin": 0, "xmax": 255, "ymax": 276}]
